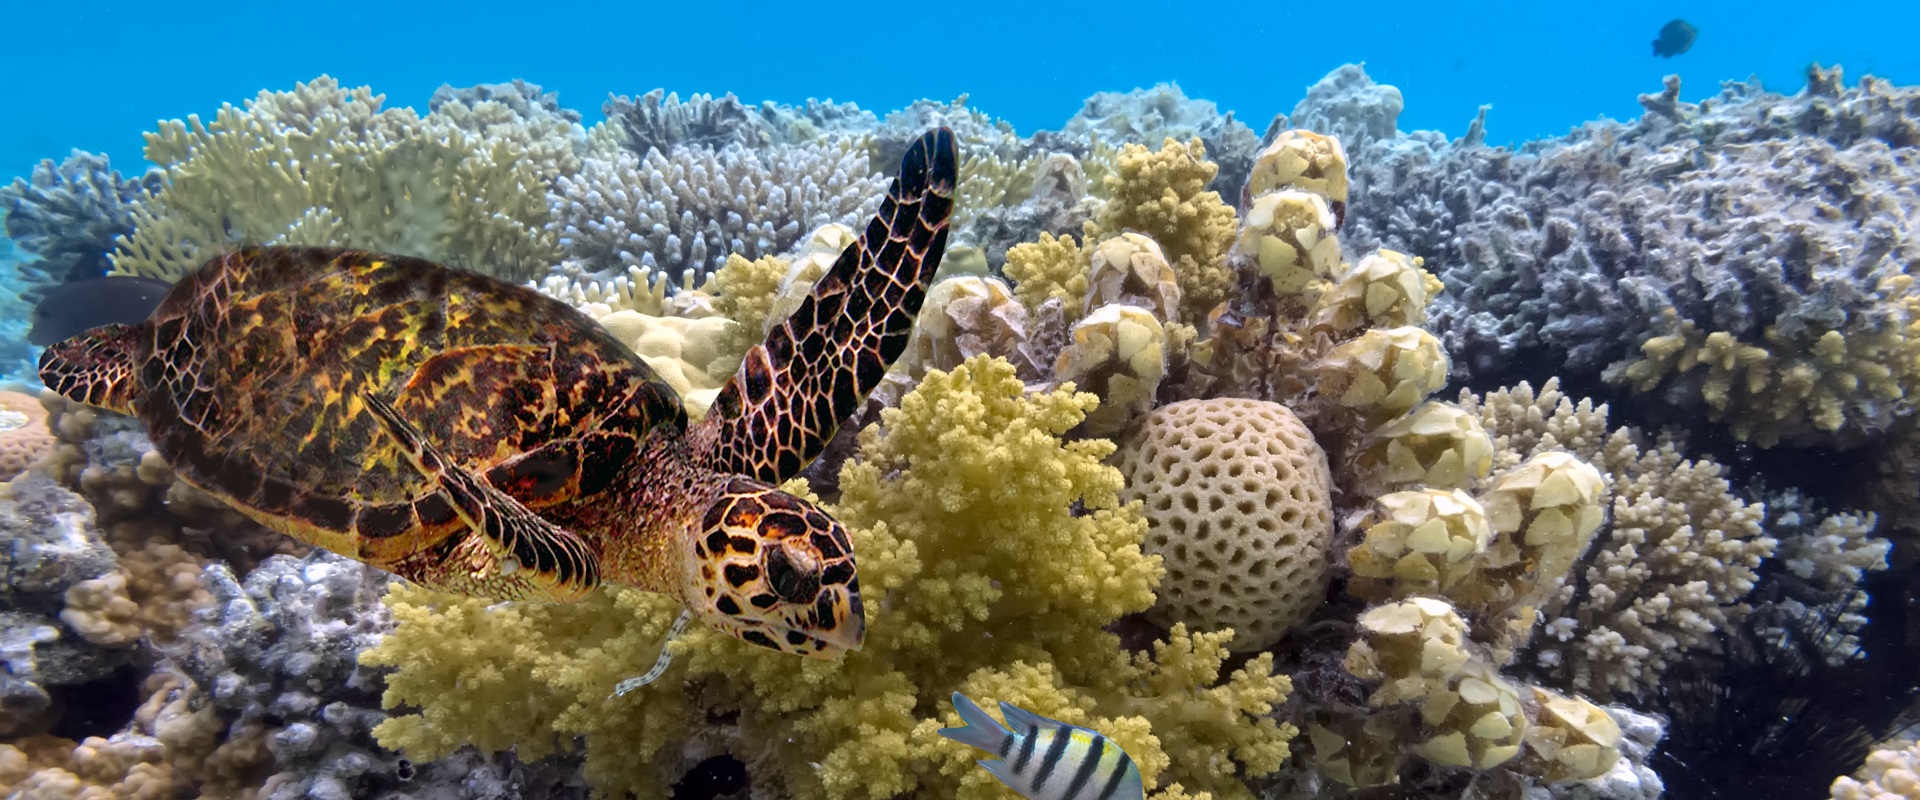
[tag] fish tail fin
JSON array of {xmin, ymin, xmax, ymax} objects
[
  {"xmin": 938, "ymin": 692, "xmax": 1012, "ymax": 753},
  {"xmin": 38, "ymin": 322, "xmax": 145, "ymax": 416}
]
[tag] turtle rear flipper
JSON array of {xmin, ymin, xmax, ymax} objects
[
  {"xmin": 699, "ymin": 127, "xmax": 958, "ymax": 484},
  {"xmin": 361, "ymin": 390, "xmax": 602, "ymax": 602},
  {"xmin": 39, "ymin": 322, "xmax": 148, "ymax": 416}
]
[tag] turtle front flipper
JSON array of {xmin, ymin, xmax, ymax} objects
[
  {"xmin": 682, "ymin": 476, "xmax": 864, "ymax": 657},
  {"xmin": 698, "ymin": 127, "xmax": 958, "ymax": 484},
  {"xmin": 39, "ymin": 322, "xmax": 149, "ymax": 416},
  {"xmin": 360, "ymin": 390, "xmax": 602, "ymax": 603}
]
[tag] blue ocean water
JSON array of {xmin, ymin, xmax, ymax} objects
[{"xmin": 3, "ymin": 0, "xmax": 1915, "ymax": 181}]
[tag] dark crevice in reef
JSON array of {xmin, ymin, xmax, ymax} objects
[
  {"xmin": 671, "ymin": 755, "xmax": 748, "ymax": 800},
  {"xmin": 45, "ymin": 662, "xmax": 145, "ymax": 741}
]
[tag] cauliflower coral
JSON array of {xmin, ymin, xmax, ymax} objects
[{"xmin": 361, "ymin": 355, "xmax": 1293, "ymax": 800}]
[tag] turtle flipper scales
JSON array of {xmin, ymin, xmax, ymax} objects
[
  {"xmin": 361, "ymin": 390, "xmax": 602, "ymax": 602},
  {"xmin": 699, "ymin": 127, "xmax": 958, "ymax": 484}
]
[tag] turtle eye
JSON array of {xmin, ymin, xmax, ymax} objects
[{"xmin": 765, "ymin": 541, "xmax": 822, "ymax": 603}]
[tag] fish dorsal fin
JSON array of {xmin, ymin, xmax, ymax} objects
[
  {"xmin": 696, "ymin": 127, "xmax": 957, "ymax": 484},
  {"xmin": 998, "ymin": 701, "xmax": 1075, "ymax": 735}
]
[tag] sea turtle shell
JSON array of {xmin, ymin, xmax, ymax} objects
[{"xmin": 40, "ymin": 127, "xmax": 959, "ymax": 657}]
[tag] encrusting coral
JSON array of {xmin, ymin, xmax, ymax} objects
[{"xmin": 361, "ymin": 356, "xmax": 1292, "ymax": 800}]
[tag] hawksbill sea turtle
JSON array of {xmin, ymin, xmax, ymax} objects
[{"xmin": 37, "ymin": 128, "xmax": 959, "ymax": 658}]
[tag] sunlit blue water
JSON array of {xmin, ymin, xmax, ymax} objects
[{"xmin": 3, "ymin": 0, "xmax": 1915, "ymax": 180}]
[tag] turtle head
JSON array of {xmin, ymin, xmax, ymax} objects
[{"xmin": 681, "ymin": 476, "xmax": 864, "ymax": 658}]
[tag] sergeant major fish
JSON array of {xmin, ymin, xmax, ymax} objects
[{"xmin": 938, "ymin": 691, "xmax": 1145, "ymax": 800}]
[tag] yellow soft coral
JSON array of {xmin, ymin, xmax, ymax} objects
[
  {"xmin": 1004, "ymin": 231, "xmax": 1091, "ymax": 314},
  {"xmin": 1095, "ymin": 138, "xmax": 1238, "ymax": 321},
  {"xmin": 709, "ymin": 251, "xmax": 793, "ymax": 369},
  {"xmin": 364, "ymin": 356, "xmax": 1301, "ymax": 800}
]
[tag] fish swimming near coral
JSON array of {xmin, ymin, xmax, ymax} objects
[
  {"xmin": 27, "ymin": 275, "xmax": 173, "ymax": 347},
  {"xmin": 36, "ymin": 127, "xmax": 959, "ymax": 659},
  {"xmin": 1653, "ymin": 18, "xmax": 1697, "ymax": 58},
  {"xmin": 938, "ymin": 692, "xmax": 1145, "ymax": 800}
]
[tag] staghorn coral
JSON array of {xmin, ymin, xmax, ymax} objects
[
  {"xmin": 601, "ymin": 89, "xmax": 772, "ymax": 156},
  {"xmin": 1326, "ymin": 63, "xmax": 1920, "ymax": 448},
  {"xmin": 363, "ymin": 356, "xmax": 1291, "ymax": 800},
  {"xmin": 1095, "ymin": 138, "xmax": 1239, "ymax": 321},
  {"xmin": 1458, "ymin": 379, "xmax": 1788, "ymax": 696},
  {"xmin": 547, "ymin": 139, "xmax": 884, "ymax": 283},
  {"xmin": 109, "ymin": 75, "xmax": 573, "ymax": 283},
  {"xmin": 0, "ymin": 150, "xmax": 162, "ymax": 288}
]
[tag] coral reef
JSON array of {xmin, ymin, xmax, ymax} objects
[
  {"xmin": 109, "ymin": 75, "xmax": 579, "ymax": 283},
  {"xmin": 6, "ymin": 61, "xmax": 1916, "ymax": 800},
  {"xmin": 0, "ymin": 150, "xmax": 161, "ymax": 288},
  {"xmin": 547, "ymin": 139, "xmax": 884, "ymax": 283},
  {"xmin": 601, "ymin": 89, "xmax": 771, "ymax": 156},
  {"xmin": 1330, "ymin": 63, "xmax": 1920, "ymax": 448},
  {"xmin": 1037, "ymin": 83, "xmax": 1261, "ymax": 203},
  {"xmin": 1094, "ymin": 138, "xmax": 1239, "ymax": 321},
  {"xmin": 364, "ymin": 357, "xmax": 1291, "ymax": 800}
]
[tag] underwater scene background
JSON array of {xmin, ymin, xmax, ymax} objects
[{"xmin": 3, "ymin": 1, "xmax": 1920, "ymax": 798}]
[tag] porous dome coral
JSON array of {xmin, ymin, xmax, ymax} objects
[{"xmin": 1112, "ymin": 397, "xmax": 1335, "ymax": 651}]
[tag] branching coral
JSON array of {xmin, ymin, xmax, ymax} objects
[
  {"xmin": 363, "ymin": 356, "xmax": 1291, "ymax": 800},
  {"xmin": 1458, "ymin": 379, "xmax": 1789, "ymax": 696},
  {"xmin": 0, "ymin": 150, "xmax": 161, "ymax": 287},
  {"xmin": 601, "ymin": 89, "xmax": 772, "ymax": 156},
  {"xmin": 108, "ymin": 75, "xmax": 575, "ymax": 283},
  {"xmin": 547, "ymin": 139, "xmax": 883, "ymax": 283}
]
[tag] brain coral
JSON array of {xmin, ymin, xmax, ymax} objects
[
  {"xmin": 0, "ymin": 391, "xmax": 53, "ymax": 481},
  {"xmin": 1113, "ymin": 398, "xmax": 1334, "ymax": 650}
]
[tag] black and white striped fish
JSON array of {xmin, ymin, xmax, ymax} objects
[{"xmin": 937, "ymin": 691, "xmax": 1145, "ymax": 800}]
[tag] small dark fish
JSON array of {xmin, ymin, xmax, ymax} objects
[
  {"xmin": 29, "ymin": 276, "xmax": 174, "ymax": 347},
  {"xmin": 1653, "ymin": 18, "xmax": 1697, "ymax": 58}
]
